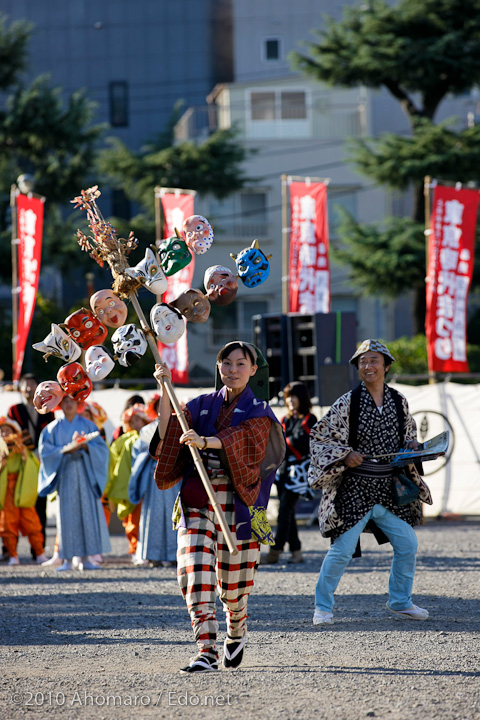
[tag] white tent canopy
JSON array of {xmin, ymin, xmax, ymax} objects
[{"xmin": 1, "ymin": 381, "xmax": 478, "ymax": 518}]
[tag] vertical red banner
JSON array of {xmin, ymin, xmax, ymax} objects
[
  {"xmin": 14, "ymin": 193, "xmax": 44, "ymax": 382},
  {"xmin": 288, "ymin": 181, "xmax": 330, "ymax": 314},
  {"xmin": 425, "ymin": 185, "xmax": 479, "ymax": 373},
  {"xmin": 157, "ymin": 192, "xmax": 195, "ymax": 384}
]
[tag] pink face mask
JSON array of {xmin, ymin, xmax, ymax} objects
[
  {"xmin": 183, "ymin": 215, "xmax": 214, "ymax": 255},
  {"xmin": 33, "ymin": 381, "xmax": 65, "ymax": 414},
  {"xmin": 90, "ymin": 290, "xmax": 128, "ymax": 329}
]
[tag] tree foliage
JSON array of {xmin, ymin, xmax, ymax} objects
[
  {"xmin": 1, "ymin": 76, "xmax": 103, "ymax": 203},
  {"xmin": 381, "ymin": 334, "xmax": 480, "ymax": 376},
  {"xmin": 0, "ymin": 15, "xmax": 31, "ymax": 91},
  {"xmin": 97, "ymin": 127, "xmax": 251, "ymax": 217},
  {"xmin": 291, "ymin": 0, "xmax": 480, "ymax": 332},
  {"xmin": 291, "ymin": 0, "xmax": 480, "ymax": 121},
  {"xmin": 333, "ymin": 209, "xmax": 426, "ymax": 296},
  {"xmin": 350, "ymin": 120, "xmax": 480, "ymax": 202},
  {"xmin": 0, "ymin": 13, "xmax": 104, "ymax": 283}
]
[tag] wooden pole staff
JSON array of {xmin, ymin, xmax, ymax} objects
[
  {"xmin": 128, "ymin": 291, "xmax": 239, "ymax": 555},
  {"xmin": 73, "ymin": 187, "xmax": 238, "ymax": 554}
]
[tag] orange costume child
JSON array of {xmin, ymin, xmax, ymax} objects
[{"xmin": 0, "ymin": 417, "xmax": 47, "ymax": 566}]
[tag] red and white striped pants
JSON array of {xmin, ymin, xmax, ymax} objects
[{"xmin": 176, "ymin": 477, "xmax": 260, "ymax": 654}]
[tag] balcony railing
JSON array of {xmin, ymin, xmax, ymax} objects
[{"xmin": 174, "ymin": 107, "xmax": 217, "ymax": 142}]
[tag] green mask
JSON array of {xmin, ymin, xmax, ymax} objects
[{"xmin": 157, "ymin": 236, "xmax": 192, "ymax": 276}]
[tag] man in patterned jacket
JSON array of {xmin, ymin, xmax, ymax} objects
[{"xmin": 308, "ymin": 339, "xmax": 432, "ymax": 625}]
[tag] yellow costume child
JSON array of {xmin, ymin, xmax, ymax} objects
[{"xmin": 0, "ymin": 417, "xmax": 47, "ymax": 565}]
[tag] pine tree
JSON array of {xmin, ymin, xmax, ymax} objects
[
  {"xmin": 97, "ymin": 125, "xmax": 251, "ymax": 234},
  {"xmin": 291, "ymin": 0, "xmax": 480, "ymax": 332},
  {"xmin": 0, "ymin": 14, "xmax": 103, "ymax": 278}
]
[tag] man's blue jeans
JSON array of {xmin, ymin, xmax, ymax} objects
[{"xmin": 315, "ymin": 504, "xmax": 418, "ymax": 612}]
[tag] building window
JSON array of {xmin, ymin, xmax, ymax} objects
[
  {"xmin": 250, "ymin": 90, "xmax": 306, "ymax": 122},
  {"xmin": 327, "ymin": 189, "xmax": 358, "ymax": 238},
  {"xmin": 240, "ymin": 191, "xmax": 267, "ymax": 221},
  {"xmin": 281, "ymin": 91, "xmax": 307, "ymax": 120},
  {"xmin": 240, "ymin": 300, "xmax": 268, "ymax": 338},
  {"xmin": 263, "ymin": 37, "xmax": 282, "ymax": 62},
  {"xmin": 251, "ymin": 92, "xmax": 275, "ymax": 121},
  {"xmin": 109, "ymin": 81, "xmax": 129, "ymax": 127},
  {"xmin": 209, "ymin": 190, "xmax": 269, "ymax": 239}
]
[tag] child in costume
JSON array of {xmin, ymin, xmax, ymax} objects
[
  {"xmin": 151, "ymin": 341, "xmax": 285, "ymax": 673},
  {"xmin": 128, "ymin": 395, "xmax": 179, "ymax": 567},
  {"xmin": 0, "ymin": 417, "xmax": 47, "ymax": 565},
  {"xmin": 106, "ymin": 403, "xmax": 150, "ymax": 560},
  {"xmin": 38, "ymin": 395, "xmax": 111, "ymax": 572},
  {"xmin": 8, "ymin": 373, "xmax": 55, "ymax": 557}
]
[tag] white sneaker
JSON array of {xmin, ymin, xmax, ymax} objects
[
  {"xmin": 386, "ymin": 602, "xmax": 429, "ymax": 620},
  {"xmin": 41, "ymin": 553, "xmax": 62, "ymax": 567},
  {"xmin": 56, "ymin": 560, "xmax": 73, "ymax": 572},
  {"xmin": 36, "ymin": 553, "xmax": 48, "ymax": 564},
  {"xmin": 8, "ymin": 556, "xmax": 20, "ymax": 566},
  {"xmin": 313, "ymin": 609, "xmax": 334, "ymax": 625},
  {"xmin": 72, "ymin": 556, "xmax": 81, "ymax": 569}
]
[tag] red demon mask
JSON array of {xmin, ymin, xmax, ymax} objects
[
  {"xmin": 63, "ymin": 308, "xmax": 108, "ymax": 350},
  {"xmin": 57, "ymin": 362, "xmax": 93, "ymax": 402}
]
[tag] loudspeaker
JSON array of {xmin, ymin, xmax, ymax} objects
[
  {"xmin": 253, "ymin": 312, "xmax": 357, "ymax": 404},
  {"xmin": 252, "ymin": 313, "xmax": 289, "ymax": 399},
  {"xmin": 286, "ymin": 312, "xmax": 357, "ymax": 404}
]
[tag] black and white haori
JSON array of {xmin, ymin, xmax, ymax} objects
[{"xmin": 308, "ymin": 339, "xmax": 432, "ymax": 625}]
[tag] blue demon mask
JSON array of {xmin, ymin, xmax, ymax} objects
[{"xmin": 230, "ymin": 240, "xmax": 272, "ymax": 288}]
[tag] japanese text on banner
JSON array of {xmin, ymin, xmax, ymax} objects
[
  {"xmin": 425, "ymin": 185, "xmax": 478, "ymax": 373},
  {"xmin": 14, "ymin": 193, "xmax": 44, "ymax": 382},
  {"xmin": 288, "ymin": 182, "xmax": 330, "ymax": 315},
  {"xmin": 157, "ymin": 193, "xmax": 195, "ymax": 384}
]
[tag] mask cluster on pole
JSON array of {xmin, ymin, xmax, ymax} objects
[{"xmin": 31, "ymin": 185, "xmax": 273, "ymax": 413}]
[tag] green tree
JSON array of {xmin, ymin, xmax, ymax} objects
[
  {"xmin": 97, "ymin": 126, "xmax": 251, "ymax": 236},
  {"xmin": 0, "ymin": 14, "xmax": 104, "ymax": 281},
  {"xmin": 291, "ymin": 0, "xmax": 480, "ymax": 332}
]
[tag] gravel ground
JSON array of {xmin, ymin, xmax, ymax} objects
[{"xmin": 1, "ymin": 518, "xmax": 479, "ymax": 720}]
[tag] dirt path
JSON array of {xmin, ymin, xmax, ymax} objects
[{"xmin": 1, "ymin": 519, "xmax": 479, "ymax": 719}]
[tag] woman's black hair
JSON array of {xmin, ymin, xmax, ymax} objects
[
  {"xmin": 216, "ymin": 341, "xmax": 256, "ymax": 366},
  {"xmin": 283, "ymin": 381, "xmax": 312, "ymax": 416},
  {"xmin": 124, "ymin": 394, "xmax": 145, "ymax": 410}
]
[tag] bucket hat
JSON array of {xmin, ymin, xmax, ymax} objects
[{"xmin": 349, "ymin": 339, "xmax": 396, "ymax": 367}]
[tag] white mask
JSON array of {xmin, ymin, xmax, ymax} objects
[
  {"xmin": 111, "ymin": 324, "xmax": 148, "ymax": 367},
  {"xmin": 32, "ymin": 323, "xmax": 82, "ymax": 363},
  {"xmin": 85, "ymin": 345, "xmax": 115, "ymax": 381},
  {"xmin": 124, "ymin": 247, "xmax": 168, "ymax": 295},
  {"xmin": 150, "ymin": 303, "xmax": 186, "ymax": 344}
]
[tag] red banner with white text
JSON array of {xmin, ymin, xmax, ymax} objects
[
  {"xmin": 288, "ymin": 181, "xmax": 330, "ymax": 314},
  {"xmin": 157, "ymin": 192, "xmax": 195, "ymax": 384},
  {"xmin": 13, "ymin": 193, "xmax": 44, "ymax": 382},
  {"xmin": 425, "ymin": 185, "xmax": 479, "ymax": 373}
]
